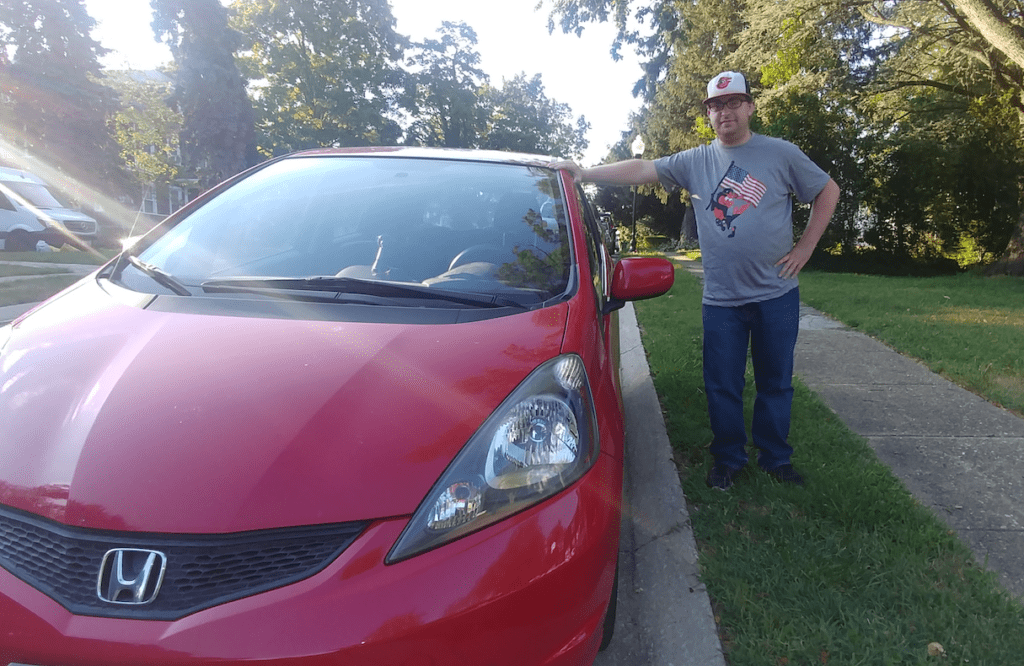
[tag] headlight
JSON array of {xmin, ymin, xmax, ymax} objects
[{"xmin": 386, "ymin": 354, "xmax": 599, "ymax": 563}]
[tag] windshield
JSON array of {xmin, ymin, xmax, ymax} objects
[
  {"xmin": 134, "ymin": 155, "xmax": 572, "ymax": 304},
  {"xmin": 3, "ymin": 181, "xmax": 64, "ymax": 209}
]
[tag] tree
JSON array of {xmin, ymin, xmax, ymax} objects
[
  {"xmin": 855, "ymin": 1, "xmax": 1024, "ymax": 112},
  {"xmin": 151, "ymin": 0, "xmax": 255, "ymax": 186},
  {"xmin": 548, "ymin": 0, "xmax": 868, "ymax": 246},
  {"xmin": 735, "ymin": 1, "xmax": 880, "ymax": 251},
  {"xmin": 853, "ymin": 0, "xmax": 1024, "ymax": 271},
  {"xmin": 725, "ymin": 0, "xmax": 1023, "ymax": 265},
  {"xmin": 108, "ymin": 71, "xmax": 183, "ymax": 187},
  {"xmin": 230, "ymin": 0, "xmax": 405, "ymax": 156},
  {"xmin": 642, "ymin": 0, "xmax": 745, "ymax": 155},
  {"xmin": 481, "ymin": 73, "xmax": 589, "ymax": 158},
  {"xmin": 858, "ymin": 83, "xmax": 1022, "ymax": 262},
  {"xmin": 957, "ymin": 0, "xmax": 1024, "ymax": 74},
  {"xmin": 400, "ymin": 21, "xmax": 588, "ymax": 157},
  {"xmin": 544, "ymin": 0, "xmax": 680, "ymax": 102},
  {"xmin": 0, "ymin": 0, "xmax": 123, "ymax": 195},
  {"xmin": 106, "ymin": 69, "xmax": 190, "ymax": 226},
  {"xmin": 403, "ymin": 21, "xmax": 490, "ymax": 148},
  {"xmin": 546, "ymin": 0, "xmax": 1024, "ymax": 270}
]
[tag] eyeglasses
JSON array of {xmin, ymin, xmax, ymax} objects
[{"xmin": 705, "ymin": 96, "xmax": 749, "ymax": 112}]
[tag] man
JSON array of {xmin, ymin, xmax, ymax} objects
[{"xmin": 550, "ymin": 71, "xmax": 840, "ymax": 490}]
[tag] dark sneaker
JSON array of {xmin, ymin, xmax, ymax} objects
[
  {"xmin": 706, "ymin": 464, "xmax": 742, "ymax": 491},
  {"xmin": 766, "ymin": 464, "xmax": 804, "ymax": 486}
]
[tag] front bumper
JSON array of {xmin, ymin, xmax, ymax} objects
[{"xmin": 0, "ymin": 454, "xmax": 621, "ymax": 666}]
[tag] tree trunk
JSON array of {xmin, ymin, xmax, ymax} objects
[
  {"xmin": 679, "ymin": 204, "xmax": 698, "ymax": 248},
  {"xmin": 952, "ymin": 0, "xmax": 1024, "ymax": 275},
  {"xmin": 986, "ymin": 212, "xmax": 1024, "ymax": 276},
  {"xmin": 955, "ymin": 0, "xmax": 1024, "ymax": 72}
]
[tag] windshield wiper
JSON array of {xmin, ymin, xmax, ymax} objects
[
  {"xmin": 125, "ymin": 255, "xmax": 193, "ymax": 296},
  {"xmin": 201, "ymin": 276, "xmax": 529, "ymax": 309}
]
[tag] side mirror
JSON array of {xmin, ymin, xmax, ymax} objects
[{"xmin": 603, "ymin": 257, "xmax": 676, "ymax": 314}]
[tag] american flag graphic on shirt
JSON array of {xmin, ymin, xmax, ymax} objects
[{"xmin": 720, "ymin": 163, "xmax": 766, "ymax": 207}]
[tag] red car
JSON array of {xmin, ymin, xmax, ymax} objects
[{"xmin": 0, "ymin": 148, "xmax": 673, "ymax": 665}]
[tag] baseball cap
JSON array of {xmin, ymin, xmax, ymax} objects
[{"xmin": 703, "ymin": 72, "xmax": 751, "ymax": 104}]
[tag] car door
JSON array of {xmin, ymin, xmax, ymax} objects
[{"xmin": 0, "ymin": 187, "xmax": 46, "ymax": 249}]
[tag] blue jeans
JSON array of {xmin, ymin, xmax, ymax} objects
[{"xmin": 702, "ymin": 287, "xmax": 800, "ymax": 471}]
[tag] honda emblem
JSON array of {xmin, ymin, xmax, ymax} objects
[{"xmin": 97, "ymin": 548, "xmax": 167, "ymax": 605}]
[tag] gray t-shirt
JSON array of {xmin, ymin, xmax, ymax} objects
[{"xmin": 654, "ymin": 133, "xmax": 830, "ymax": 306}]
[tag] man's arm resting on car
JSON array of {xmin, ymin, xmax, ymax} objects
[{"xmin": 548, "ymin": 159, "xmax": 660, "ymax": 187}]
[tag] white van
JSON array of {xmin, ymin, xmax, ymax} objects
[{"xmin": 0, "ymin": 167, "xmax": 98, "ymax": 251}]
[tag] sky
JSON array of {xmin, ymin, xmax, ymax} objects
[{"xmin": 82, "ymin": 0, "xmax": 645, "ymax": 164}]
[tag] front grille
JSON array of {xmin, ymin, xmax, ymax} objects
[
  {"xmin": 0, "ymin": 503, "xmax": 369, "ymax": 621},
  {"xmin": 60, "ymin": 220, "xmax": 96, "ymax": 234}
]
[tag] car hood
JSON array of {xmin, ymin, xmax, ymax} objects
[
  {"xmin": 38, "ymin": 208, "xmax": 96, "ymax": 223},
  {"xmin": 0, "ymin": 281, "xmax": 569, "ymax": 534}
]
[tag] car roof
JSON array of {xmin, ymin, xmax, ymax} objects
[
  {"xmin": 287, "ymin": 146, "xmax": 560, "ymax": 165},
  {"xmin": 0, "ymin": 167, "xmax": 47, "ymax": 185}
]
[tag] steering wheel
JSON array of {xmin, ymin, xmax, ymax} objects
[{"xmin": 448, "ymin": 244, "xmax": 507, "ymax": 272}]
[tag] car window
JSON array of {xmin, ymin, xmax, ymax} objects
[
  {"xmin": 574, "ymin": 185, "xmax": 607, "ymax": 309},
  {"xmin": 2, "ymin": 181, "xmax": 63, "ymax": 209},
  {"xmin": 136, "ymin": 156, "xmax": 573, "ymax": 303}
]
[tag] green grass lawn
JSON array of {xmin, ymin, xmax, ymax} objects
[
  {"xmin": 633, "ymin": 263, "xmax": 1024, "ymax": 665},
  {"xmin": 0, "ymin": 264, "xmax": 69, "ymax": 278},
  {"xmin": 0, "ymin": 249, "xmax": 111, "ymax": 265},
  {"xmin": 798, "ymin": 271, "xmax": 1024, "ymax": 417},
  {"xmin": 0, "ymin": 249, "xmax": 111, "ymax": 308},
  {"xmin": 0, "ymin": 275, "xmax": 83, "ymax": 307}
]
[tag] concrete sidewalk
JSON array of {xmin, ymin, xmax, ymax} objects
[
  {"xmin": 595, "ymin": 302, "xmax": 727, "ymax": 665},
  {"xmin": 795, "ymin": 304, "xmax": 1024, "ymax": 598}
]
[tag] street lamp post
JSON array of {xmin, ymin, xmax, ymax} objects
[{"xmin": 629, "ymin": 135, "xmax": 645, "ymax": 252}]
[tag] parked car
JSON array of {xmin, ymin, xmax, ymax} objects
[
  {"xmin": 0, "ymin": 147, "xmax": 674, "ymax": 665},
  {"xmin": 600, "ymin": 212, "xmax": 619, "ymax": 254},
  {"xmin": 0, "ymin": 167, "xmax": 98, "ymax": 251}
]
